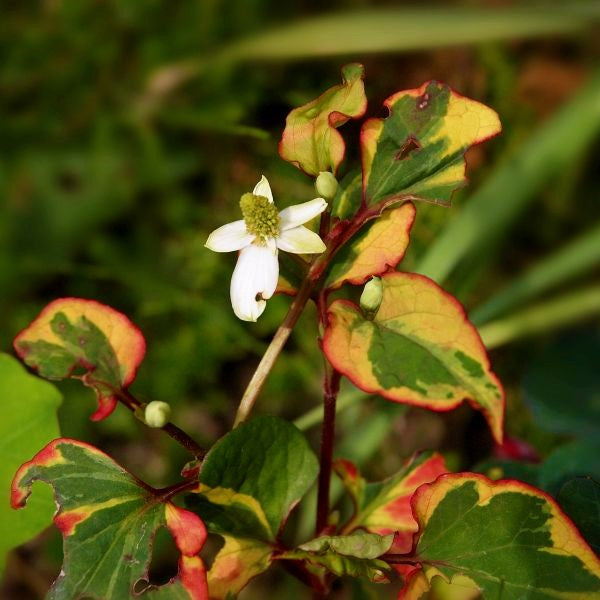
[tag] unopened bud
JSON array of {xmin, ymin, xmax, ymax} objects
[
  {"xmin": 144, "ymin": 401, "xmax": 171, "ymax": 428},
  {"xmin": 360, "ymin": 277, "xmax": 383, "ymax": 319},
  {"xmin": 315, "ymin": 171, "xmax": 338, "ymax": 200}
]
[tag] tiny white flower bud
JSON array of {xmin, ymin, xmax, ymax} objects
[
  {"xmin": 144, "ymin": 401, "xmax": 171, "ymax": 428},
  {"xmin": 360, "ymin": 277, "xmax": 384, "ymax": 319},
  {"xmin": 315, "ymin": 171, "xmax": 338, "ymax": 199}
]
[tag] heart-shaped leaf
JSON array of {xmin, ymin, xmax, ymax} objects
[
  {"xmin": 279, "ymin": 63, "xmax": 367, "ymax": 176},
  {"xmin": 12, "ymin": 438, "xmax": 207, "ymax": 599},
  {"xmin": 14, "ymin": 298, "xmax": 146, "ymax": 420},
  {"xmin": 323, "ymin": 272, "xmax": 504, "ymax": 442},
  {"xmin": 361, "ymin": 81, "xmax": 501, "ymax": 208},
  {"xmin": 408, "ymin": 473, "xmax": 600, "ymax": 598}
]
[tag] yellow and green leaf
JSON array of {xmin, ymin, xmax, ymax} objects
[
  {"xmin": 14, "ymin": 297, "xmax": 146, "ymax": 420},
  {"xmin": 323, "ymin": 272, "xmax": 504, "ymax": 442},
  {"xmin": 11, "ymin": 438, "xmax": 208, "ymax": 599},
  {"xmin": 335, "ymin": 452, "xmax": 447, "ymax": 554},
  {"xmin": 325, "ymin": 202, "xmax": 415, "ymax": 290},
  {"xmin": 361, "ymin": 81, "xmax": 501, "ymax": 208},
  {"xmin": 409, "ymin": 473, "xmax": 600, "ymax": 599},
  {"xmin": 185, "ymin": 417, "xmax": 319, "ymax": 598},
  {"xmin": 279, "ymin": 63, "xmax": 367, "ymax": 176},
  {"xmin": 207, "ymin": 536, "xmax": 272, "ymax": 600}
]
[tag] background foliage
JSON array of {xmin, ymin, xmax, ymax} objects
[{"xmin": 1, "ymin": 1, "xmax": 599, "ymax": 597}]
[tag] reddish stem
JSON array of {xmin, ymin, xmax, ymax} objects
[
  {"xmin": 315, "ymin": 362, "xmax": 341, "ymax": 535},
  {"xmin": 96, "ymin": 382, "xmax": 206, "ymax": 459}
]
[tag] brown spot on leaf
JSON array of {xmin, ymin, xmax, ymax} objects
[{"xmin": 395, "ymin": 136, "xmax": 421, "ymax": 161}]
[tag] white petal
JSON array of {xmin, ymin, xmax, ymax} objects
[
  {"xmin": 279, "ymin": 198, "xmax": 327, "ymax": 231},
  {"xmin": 230, "ymin": 243, "xmax": 279, "ymax": 321},
  {"xmin": 253, "ymin": 175, "xmax": 274, "ymax": 203},
  {"xmin": 205, "ymin": 220, "xmax": 254, "ymax": 252},
  {"xmin": 277, "ymin": 226, "xmax": 326, "ymax": 254}
]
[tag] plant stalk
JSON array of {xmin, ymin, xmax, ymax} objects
[
  {"xmin": 315, "ymin": 365, "xmax": 341, "ymax": 535},
  {"xmin": 113, "ymin": 387, "xmax": 206, "ymax": 458},
  {"xmin": 233, "ymin": 201, "xmax": 388, "ymax": 427}
]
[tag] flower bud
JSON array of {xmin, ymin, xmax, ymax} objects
[
  {"xmin": 315, "ymin": 171, "xmax": 338, "ymax": 200},
  {"xmin": 144, "ymin": 401, "xmax": 171, "ymax": 428},
  {"xmin": 360, "ymin": 277, "xmax": 383, "ymax": 319}
]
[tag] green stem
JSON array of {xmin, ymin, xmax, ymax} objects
[{"xmin": 233, "ymin": 273, "xmax": 318, "ymax": 426}]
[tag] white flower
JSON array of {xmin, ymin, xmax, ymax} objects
[{"xmin": 205, "ymin": 175, "xmax": 327, "ymax": 321}]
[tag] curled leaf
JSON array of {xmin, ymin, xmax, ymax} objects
[{"xmin": 279, "ymin": 63, "xmax": 367, "ymax": 176}]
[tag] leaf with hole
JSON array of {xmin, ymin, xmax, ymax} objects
[
  {"xmin": 11, "ymin": 438, "xmax": 208, "ymax": 599},
  {"xmin": 361, "ymin": 81, "xmax": 500, "ymax": 209}
]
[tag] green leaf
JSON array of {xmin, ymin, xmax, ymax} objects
[
  {"xmin": 186, "ymin": 416, "xmax": 319, "ymax": 598},
  {"xmin": 0, "ymin": 354, "xmax": 61, "ymax": 576},
  {"xmin": 279, "ymin": 63, "xmax": 367, "ymax": 176},
  {"xmin": 219, "ymin": 5, "xmax": 598, "ymax": 61},
  {"xmin": 410, "ymin": 473, "xmax": 600, "ymax": 598},
  {"xmin": 14, "ymin": 298, "xmax": 146, "ymax": 421},
  {"xmin": 475, "ymin": 458, "xmax": 541, "ymax": 488},
  {"xmin": 298, "ymin": 531, "xmax": 394, "ymax": 560},
  {"xmin": 323, "ymin": 272, "xmax": 505, "ymax": 443},
  {"xmin": 360, "ymin": 81, "xmax": 500, "ymax": 209},
  {"xmin": 523, "ymin": 332, "xmax": 600, "ymax": 439},
  {"xmin": 324, "ymin": 202, "xmax": 415, "ymax": 290},
  {"xmin": 558, "ymin": 478, "xmax": 600, "ymax": 555},
  {"xmin": 335, "ymin": 452, "xmax": 447, "ymax": 553},
  {"xmin": 11, "ymin": 438, "xmax": 208, "ymax": 599},
  {"xmin": 194, "ymin": 416, "xmax": 318, "ymax": 537},
  {"xmin": 283, "ymin": 531, "xmax": 393, "ymax": 583},
  {"xmin": 539, "ymin": 440, "xmax": 600, "ymax": 496}
]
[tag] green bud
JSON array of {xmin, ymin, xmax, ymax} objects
[
  {"xmin": 315, "ymin": 171, "xmax": 338, "ymax": 200},
  {"xmin": 144, "ymin": 401, "xmax": 171, "ymax": 428},
  {"xmin": 360, "ymin": 277, "xmax": 383, "ymax": 319}
]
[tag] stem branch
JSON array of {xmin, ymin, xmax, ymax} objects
[
  {"xmin": 113, "ymin": 387, "xmax": 206, "ymax": 458},
  {"xmin": 233, "ymin": 204, "xmax": 382, "ymax": 427}
]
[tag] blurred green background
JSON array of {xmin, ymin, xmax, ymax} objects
[{"xmin": 1, "ymin": 1, "xmax": 599, "ymax": 597}]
